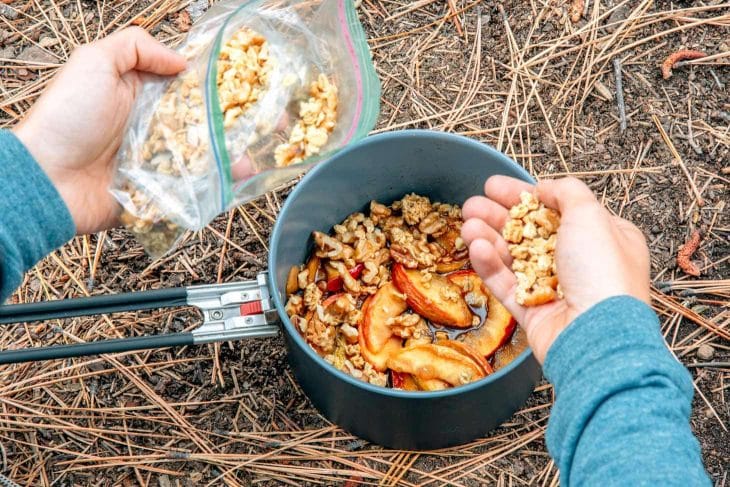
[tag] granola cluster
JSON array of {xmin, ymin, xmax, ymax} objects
[
  {"xmin": 285, "ymin": 194, "xmax": 525, "ymax": 390},
  {"xmin": 217, "ymin": 28, "xmax": 273, "ymax": 129},
  {"xmin": 274, "ymin": 74, "xmax": 338, "ymax": 167},
  {"xmin": 502, "ymin": 191, "xmax": 562, "ymax": 306}
]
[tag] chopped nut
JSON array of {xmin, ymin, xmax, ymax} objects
[
  {"xmin": 340, "ymin": 323, "xmax": 359, "ymax": 343},
  {"xmin": 285, "ymin": 295, "xmax": 304, "ymax": 317},
  {"xmin": 303, "ymin": 283, "xmax": 322, "ymax": 310}
]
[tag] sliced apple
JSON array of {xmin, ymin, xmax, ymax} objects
[
  {"xmin": 386, "ymin": 343, "xmax": 485, "ymax": 387},
  {"xmin": 413, "ymin": 376, "xmax": 450, "ymax": 391},
  {"xmin": 305, "ymin": 255, "xmax": 320, "ymax": 284},
  {"xmin": 360, "ymin": 333, "xmax": 402, "ymax": 372},
  {"xmin": 434, "ymin": 258, "xmax": 468, "ymax": 273},
  {"xmin": 325, "ymin": 263, "xmax": 365, "ymax": 292},
  {"xmin": 391, "ymin": 264, "xmax": 472, "ymax": 328},
  {"xmin": 361, "ymin": 282, "xmax": 407, "ymax": 353},
  {"xmin": 449, "ymin": 271, "xmax": 516, "ymax": 358},
  {"xmin": 391, "ymin": 371, "xmax": 419, "ymax": 391},
  {"xmin": 434, "ymin": 225, "xmax": 461, "ymax": 254},
  {"xmin": 286, "ymin": 265, "xmax": 299, "ymax": 297},
  {"xmin": 436, "ymin": 340, "xmax": 493, "ymax": 376}
]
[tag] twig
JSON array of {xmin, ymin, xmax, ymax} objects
[
  {"xmin": 652, "ymin": 114, "xmax": 705, "ymax": 207},
  {"xmin": 613, "ymin": 58, "xmax": 627, "ymax": 132}
]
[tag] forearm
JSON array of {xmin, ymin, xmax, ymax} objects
[
  {"xmin": 544, "ymin": 296, "xmax": 710, "ymax": 486},
  {"xmin": 0, "ymin": 130, "xmax": 75, "ymax": 302}
]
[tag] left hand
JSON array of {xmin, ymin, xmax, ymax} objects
[{"xmin": 12, "ymin": 27, "xmax": 187, "ymax": 235}]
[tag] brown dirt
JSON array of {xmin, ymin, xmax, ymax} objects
[{"xmin": 0, "ymin": 0, "xmax": 728, "ymax": 485}]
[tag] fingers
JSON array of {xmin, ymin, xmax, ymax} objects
[
  {"xmin": 461, "ymin": 218, "xmax": 512, "ymax": 265},
  {"xmin": 484, "ymin": 175, "xmax": 535, "ymax": 208},
  {"xmin": 468, "ymin": 239, "xmax": 526, "ymax": 324},
  {"xmin": 95, "ymin": 27, "xmax": 187, "ymax": 76},
  {"xmin": 536, "ymin": 177, "xmax": 598, "ymax": 213},
  {"xmin": 462, "ymin": 196, "xmax": 509, "ymax": 231}
]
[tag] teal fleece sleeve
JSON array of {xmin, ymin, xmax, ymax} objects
[
  {"xmin": 544, "ymin": 295, "xmax": 711, "ymax": 486},
  {"xmin": 0, "ymin": 129, "xmax": 75, "ymax": 301}
]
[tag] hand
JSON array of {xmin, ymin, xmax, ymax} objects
[
  {"xmin": 12, "ymin": 27, "xmax": 186, "ymax": 235},
  {"xmin": 461, "ymin": 176, "xmax": 650, "ymax": 364}
]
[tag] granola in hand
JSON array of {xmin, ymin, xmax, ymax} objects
[{"xmin": 503, "ymin": 191, "xmax": 562, "ymax": 306}]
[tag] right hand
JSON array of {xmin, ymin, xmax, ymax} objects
[{"xmin": 461, "ymin": 176, "xmax": 651, "ymax": 364}]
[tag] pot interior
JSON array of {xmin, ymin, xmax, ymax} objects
[{"xmin": 269, "ymin": 130, "xmax": 535, "ymax": 393}]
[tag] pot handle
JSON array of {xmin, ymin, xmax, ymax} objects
[{"xmin": 0, "ymin": 274, "xmax": 279, "ymax": 364}]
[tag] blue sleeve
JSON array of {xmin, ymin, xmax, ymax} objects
[
  {"xmin": 544, "ymin": 295, "xmax": 711, "ymax": 486},
  {"xmin": 0, "ymin": 129, "xmax": 75, "ymax": 302}
]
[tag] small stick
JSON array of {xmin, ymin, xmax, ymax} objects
[
  {"xmin": 686, "ymin": 98, "xmax": 702, "ymax": 155},
  {"xmin": 446, "ymin": 0, "xmax": 463, "ymax": 37},
  {"xmin": 652, "ymin": 114, "xmax": 705, "ymax": 207},
  {"xmin": 613, "ymin": 58, "xmax": 627, "ymax": 133}
]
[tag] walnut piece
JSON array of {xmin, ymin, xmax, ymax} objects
[{"xmin": 503, "ymin": 191, "xmax": 561, "ymax": 306}]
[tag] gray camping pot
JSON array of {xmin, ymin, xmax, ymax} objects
[{"xmin": 269, "ymin": 130, "xmax": 542, "ymax": 449}]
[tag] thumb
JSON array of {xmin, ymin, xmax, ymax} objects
[
  {"xmin": 536, "ymin": 177, "xmax": 598, "ymax": 213},
  {"xmin": 96, "ymin": 27, "xmax": 187, "ymax": 76}
]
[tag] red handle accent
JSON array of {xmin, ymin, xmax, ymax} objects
[{"xmin": 240, "ymin": 301, "xmax": 263, "ymax": 316}]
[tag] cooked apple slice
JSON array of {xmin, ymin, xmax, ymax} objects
[
  {"xmin": 449, "ymin": 271, "xmax": 516, "ymax": 358},
  {"xmin": 434, "ymin": 225, "xmax": 461, "ymax": 254},
  {"xmin": 360, "ymin": 332, "xmax": 402, "ymax": 372},
  {"xmin": 305, "ymin": 255, "xmax": 320, "ymax": 284},
  {"xmin": 386, "ymin": 343, "xmax": 485, "ymax": 387},
  {"xmin": 391, "ymin": 264, "xmax": 472, "ymax": 328},
  {"xmin": 391, "ymin": 371, "xmax": 419, "ymax": 391},
  {"xmin": 325, "ymin": 263, "xmax": 365, "ymax": 292},
  {"xmin": 361, "ymin": 282, "xmax": 407, "ymax": 353},
  {"xmin": 413, "ymin": 376, "xmax": 450, "ymax": 391},
  {"xmin": 435, "ymin": 258, "xmax": 468, "ymax": 273},
  {"xmin": 286, "ymin": 266, "xmax": 299, "ymax": 297},
  {"xmin": 436, "ymin": 340, "xmax": 493, "ymax": 376}
]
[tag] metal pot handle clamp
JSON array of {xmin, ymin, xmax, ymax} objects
[{"xmin": 0, "ymin": 274, "xmax": 279, "ymax": 364}]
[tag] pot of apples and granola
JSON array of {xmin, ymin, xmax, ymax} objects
[{"xmin": 268, "ymin": 129, "xmax": 542, "ymax": 449}]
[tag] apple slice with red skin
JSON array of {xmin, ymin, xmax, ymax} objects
[
  {"xmin": 391, "ymin": 264, "xmax": 472, "ymax": 328},
  {"xmin": 325, "ymin": 263, "xmax": 365, "ymax": 292},
  {"xmin": 358, "ymin": 288, "xmax": 406, "ymax": 372},
  {"xmin": 448, "ymin": 270, "xmax": 517, "ymax": 358},
  {"xmin": 391, "ymin": 371, "xmax": 419, "ymax": 391},
  {"xmin": 361, "ymin": 282, "xmax": 407, "ymax": 353},
  {"xmin": 386, "ymin": 343, "xmax": 486, "ymax": 387},
  {"xmin": 436, "ymin": 340, "xmax": 493, "ymax": 376},
  {"xmin": 413, "ymin": 376, "xmax": 450, "ymax": 391}
]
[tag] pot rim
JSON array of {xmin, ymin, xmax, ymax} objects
[{"xmin": 269, "ymin": 129, "xmax": 538, "ymax": 398}]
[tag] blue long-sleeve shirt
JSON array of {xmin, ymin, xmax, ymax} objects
[
  {"xmin": 0, "ymin": 129, "xmax": 711, "ymax": 486},
  {"xmin": 0, "ymin": 130, "xmax": 74, "ymax": 298}
]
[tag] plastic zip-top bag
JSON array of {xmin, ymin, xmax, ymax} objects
[{"xmin": 112, "ymin": 0, "xmax": 380, "ymax": 258}]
